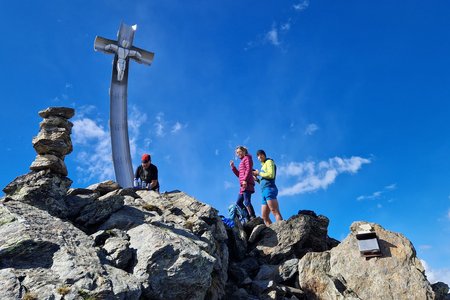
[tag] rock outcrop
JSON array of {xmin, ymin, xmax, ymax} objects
[
  {"xmin": 297, "ymin": 221, "xmax": 435, "ymax": 300},
  {"xmin": 1, "ymin": 185, "xmax": 228, "ymax": 299},
  {"xmin": 1, "ymin": 107, "xmax": 449, "ymax": 300}
]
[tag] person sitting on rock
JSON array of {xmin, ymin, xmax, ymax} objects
[{"xmin": 134, "ymin": 153, "xmax": 159, "ymax": 192}]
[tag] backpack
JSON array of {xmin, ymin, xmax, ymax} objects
[{"xmin": 228, "ymin": 203, "xmax": 248, "ymax": 224}]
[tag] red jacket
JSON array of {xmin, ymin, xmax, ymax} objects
[{"xmin": 232, "ymin": 154, "xmax": 255, "ymax": 194}]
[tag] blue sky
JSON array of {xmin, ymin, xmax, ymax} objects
[{"xmin": 1, "ymin": 0, "xmax": 449, "ymax": 284}]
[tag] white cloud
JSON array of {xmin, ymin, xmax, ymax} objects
[
  {"xmin": 293, "ymin": 0, "xmax": 310, "ymax": 11},
  {"xmin": 171, "ymin": 121, "xmax": 182, "ymax": 134},
  {"xmin": 155, "ymin": 112, "xmax": 165, "ymax": 137},
  {"xmin": 72, "ymin": 117, "xmax": 113, "ymax": 183},
  {"xmin": 281, "ymin": 22, "xmax": 291, "ymax": 31},
  {"xmin": 75, "ymin": 105, "xmax": 97, "ymax": 118},
  {"xmin": 128, "ymin": 105, "xmax": 148, "ymax": 137},
  {"xmin": 385, "ymin": 183, "xmax": 397, "ymax": 190},
  {"xmin": 265, "ymin": 26, "xmax": 280, "ymax": 46},
  {"xmin": 247, "ymin": 1, "xmax": 309, "ymax": 50},
  {"xmin": 357, "ymin": 183, "xmax": 397, "ymax": 201},
  {"xmin": 357, "ymin": 191, "xmax": 382, "ymax": 201},
  {"xmin": 278, "ymin": 156, "xmax": 370, "ymax": 196},
  {"xmin": 421, "ymin": 259, "xmax": 450, "ymax": 284},
  {"xmin": 72, "ymin": 118, "xmax": 107, "ymax": 144},
  {"xmin": 305, "ymin": 123, "xmax": 319, "ymax": 135}
]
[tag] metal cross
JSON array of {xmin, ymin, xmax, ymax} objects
[{"xmin": 94, "ymin": 23, "xmax": 154, "ymax": 187}]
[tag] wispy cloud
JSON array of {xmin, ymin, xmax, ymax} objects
[
  {"xmin": 278, "ymin": 156, "xmax": 370, "ymax": 196},
  {"xmin": 421, "ymin": 259, "xmax": 450, "ymax": 284},
  {"xmin": 171, "ymin": 121, "xmax": 186, "ymax": 134},
  {"xmin": 155, "ymin": 112, "xmax": 165, "ymax": 137},
  {"xmin": 385, "ymin": 183, "xmax": 397, "ymax": 190},
  {"xmin": 305, "ymin": 123, "xmax": 319, "ymax": 135},
  {"xmin": 265, "ymin": 25, "xmax": 280, "ymax": 46},
  {"xmin": 293, "ymin": 0, "xmax": 310, "ymax": 11},
  {"xmin": 247, "ymin": 0, "xmax": 310, "ymax": 49},
  {"xmin": 72, "ymin": 118, "xmax": 107, "ymax": 145},
  {"xmin": 357, "ymin": 183, "xmax": 397, "ymax": 201},
  {"xmin": 154, "ymin": 112, "xmax": 185, "ymax": 136}
]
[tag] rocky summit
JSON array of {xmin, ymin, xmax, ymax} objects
[{"xmin": 0, "ymin": 107, "xmax": 449, "ymax": 300}]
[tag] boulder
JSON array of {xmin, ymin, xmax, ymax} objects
[
  {"xmin": 74, "ymin": 189, "xmax": 124, "ymax": 230},
  {"xmin": 38, "ymin": 107, "xmax": 75, "ymax": 119},
  {"xmin": 254, "ymin": 214, "xmax": 333, "ymax": 264},
  {"xmin": 297, "ymin": 221, "xmax": 435, "ymax": 300},
  {"xmin": 32, "ymin": 128, "xmax": 73, "ymax": 157},
  {"xmin": 87, "ymin": 180, "xmax": 121, "ymax": 195},
  {"xmin": 2, "ymin": 170, "xmax": 72, "ymax": 218},
  {"xmin": 432, "ymin": 282, "xmax": 450, "ymax": 300},
  {"xmin": 29, "ymin": 154, "xmax": 68, "ymax": 176},
  {"xmin": 0, "ymin": 201, "xmax": 121, "ymax": 299}
]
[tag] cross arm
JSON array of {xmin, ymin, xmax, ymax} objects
[
  {"xmin": 130, "ymin": 45, "xmax": 154, "ymax": 65},
  {"xmin": 94, "ymin": 36, "xmax": 118, "ymax": 55}
]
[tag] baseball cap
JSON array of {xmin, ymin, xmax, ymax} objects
[{"xmin": 141, "ymin": 153, "xmax": 151, "ymax": 163}]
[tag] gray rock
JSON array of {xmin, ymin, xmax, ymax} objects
[
  {"xmin": 32, "ymin": 128, "xmax": 73, "ymax": 157},
  {"xmin": 227, "ymin": 216, "xmax": 248, "ymax": 261},
  {"xmin": 297, "ymin": 221, "xmax": 435, "ymax": 300},
  {"xmin": 249, "ymin": 223, "xmax": 267, "ymax": 243},
  {"xmin": 75, "ymin": 189, "xmax": 124, "ymax": 229},
  {"xmin": 103, "ymin": 235, "xmax": 133, "ymax": 270},
  {"xmin": 432, "ymin": 281, "xmax": 450, "ymax": 300},
  {"xmin": 127, "ymin": 222, "xmax": 216, "ymax": 299},
  {"xmin": 2, "ymin": 171, "xmax": 72, "ymax": 218},
  {"xmin": 251, "ymin": 279, "xmax": 272, "ymax": 295},
  {"xmin": 40, "ymin": 116, "xmax": 74, "ymax": 133},
  {"xmin": 30, "ymin": 154, "xmax": 68, "ymax": 176},
  {"xmin": 278, "ymin": 258, "xmax": 299, "ymax": 282},
  {"xmin": 255, "ymin": 214, "xmax": 331, "ymax": 264},
  {"xmin": 64, "ymin": 191, "xmax": 100, "ymax": 219},
  {"xmin": 38, "ymin": 107, "xmax": 75, "ymax": 119},
  {"xmin": 228, "ymin": 262, "xmax": 252, "ymax": 286},
  {"xmin": 255, "ymin": 264, "xmax": 278, "ymax": 281},
  {"xmin": 0, "ymin": 201, "xmax": 116, "ymax": 299},
  {"xmin": 87, "ymin": 180, "xmax": 121, "ymax": 195}
]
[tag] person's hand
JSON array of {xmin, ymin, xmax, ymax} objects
[
  {"xmin": 253, "ymin": 169, "xmax": 259, "ymax": 176},
  {"xmin": 230, "ymin": 160, "xmax": 235, "ymax": 168},
  {"xmin": 241, "ymin": 180, "xmax": 247, "ymax": 188}
]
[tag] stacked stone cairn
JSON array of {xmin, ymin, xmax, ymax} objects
[{"xmin": 30, "ymin": 107, "xmax": 74, "ymax": 176}]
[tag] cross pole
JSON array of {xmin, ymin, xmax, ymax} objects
[{"xmin": 94, "ymin": 23, "xmax": 154, "ymax": 188}]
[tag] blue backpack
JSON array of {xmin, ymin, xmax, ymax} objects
[{"xmin": 228, "ymin": 203, "xmax": 247, "ymax": 224}]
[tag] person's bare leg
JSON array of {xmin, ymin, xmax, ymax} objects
[
  {"xmin": 267, "ymin": 198, "xmax": 283, "ymax": 222},
  {"xmin": 261, "ymin": 204, "xmax": 272, "ymax": 226}
]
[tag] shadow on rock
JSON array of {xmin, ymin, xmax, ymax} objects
[{"xmin": 0, "ymin": 240, "xmax": 60, "ymax": 269}]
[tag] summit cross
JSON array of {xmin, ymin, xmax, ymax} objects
[{"xmin": 94, "ymin": 23, "xmax": 154, "ymax": 188}]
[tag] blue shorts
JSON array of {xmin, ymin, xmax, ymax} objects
[{"xmin": 261, "ymin": 186, "xmax": 278, "ymax": 205}]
